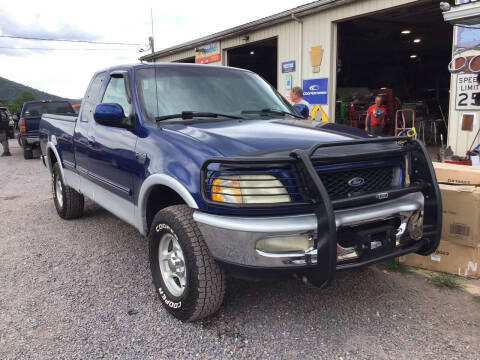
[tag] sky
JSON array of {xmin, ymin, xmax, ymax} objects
[{"xmin": 0, "ymin": 0, "xmax": 310, "ymax": 99}]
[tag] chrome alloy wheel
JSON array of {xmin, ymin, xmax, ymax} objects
[
  {"xmin": 55, "ymin": 177, "xmax": 63, "ymax": 207},
  {"xmin": 158, "ymin": 233, "xmax": 186, "ymax": 297}
]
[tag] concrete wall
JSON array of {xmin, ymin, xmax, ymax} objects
[{"xmin": 153, "ymin": 0, "xmax": 420, "ymax": 121}]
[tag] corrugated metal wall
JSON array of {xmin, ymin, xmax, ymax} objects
[{"xmin": 153, "ymin": 0, "xmax": 422, "ymax": 122}]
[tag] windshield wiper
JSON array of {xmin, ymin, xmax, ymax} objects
[
  {"xmin": 241, "ymin": 108, "xmax": 304, "ymax": 119},
  {"xmin": 155, "ymin": 111, "xmax": 244, "ymax": 122}
]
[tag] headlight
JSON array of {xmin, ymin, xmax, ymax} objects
[{"xmin": 211, "ymin": 174, "xmax": 291, "ymax": 204}]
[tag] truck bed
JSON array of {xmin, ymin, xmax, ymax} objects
[{"xmin": 39, "ymin": 114, "xmax": 78, "ymax": 167}]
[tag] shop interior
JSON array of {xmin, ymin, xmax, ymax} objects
[{"xmin": 336, "ymin": 0, "xmax": 452, "ymax": 146}]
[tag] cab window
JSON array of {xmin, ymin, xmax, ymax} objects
[
  {"xmin": 80, "ymin": 72, "xmax": 106, "ymax": 123},
  {"xmin": 102, "ymin": 77, "xmax": 132, "ymax": 115}
]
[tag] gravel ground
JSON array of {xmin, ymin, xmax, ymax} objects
[{"xmin": 1, "ymin": 139, "xmax": 479, "ymax": 360}]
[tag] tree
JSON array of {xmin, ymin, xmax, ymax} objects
[{"xmin": 9, "ymin": 91, "xmax": 36, "ymax": 114}]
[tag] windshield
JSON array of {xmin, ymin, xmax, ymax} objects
[
  {"xmin": 135, "ymin": 66, "xmax": 295, "ymax": 122},
  {"xmin": 22, "ymin": 101, "xmax": 74, "ymax": 117}
]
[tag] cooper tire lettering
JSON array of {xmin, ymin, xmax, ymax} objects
[{"xmin": 148, "ymin": 205, "xmax": 225, "ymax": 321}]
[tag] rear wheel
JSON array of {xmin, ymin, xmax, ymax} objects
[
  {"xmin": 52, "ymin": 162, "xmax": 84, "ymax": 219},
  {"xmin": 149, "ymin": 205, "xmax": 226, "ymax": 321},
  {"xmin": 23, "ymin": 148, "xmax": 33, "ymax": 160}
]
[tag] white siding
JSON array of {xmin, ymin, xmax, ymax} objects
[{"xmin": 153, "ymin": 48, "xmax": 195, "ymax": 62}]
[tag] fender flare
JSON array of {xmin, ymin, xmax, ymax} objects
[
  {"xmin": 45, "ymin": 141, "xmax": 65, "ymax": 182},
  {"xmin": 137, "ymin": 174, "xmax": 198, "ymax": 235}
]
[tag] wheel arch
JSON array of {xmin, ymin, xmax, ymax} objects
[
  {"xmin": 45, "ymin": 142, "xmax": 64, "ymax": 181},
  {"xmin": 138, "ymin": 174, "xmax": 198, "ymax": 236}
]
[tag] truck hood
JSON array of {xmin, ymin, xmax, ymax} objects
[{"xmin": 165, "ymin": 118, "xmax": 372, "ymax": 157}]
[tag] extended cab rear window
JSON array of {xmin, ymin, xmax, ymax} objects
[{"xmin": 22, "ymin": 102, "xmax": 74, "ymax": 117}]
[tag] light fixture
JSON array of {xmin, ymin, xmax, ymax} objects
[
  {"xmin": 401, "ymin": 29, "xmax": 411, "ymax": 35},
  {"xmin": 413, "ymin": 38, "xmax": 421, "ymax": 43},
  {"xmin": 250, "ymin": 50, "xmax": 255, "ymax": 55},
  {"xmin": 380, "ymin": 87, "xmax": 387, "ymax": 90},
  {"xmin": 410, "ymin": 54, "xmax": 417, "ymax": 59}
]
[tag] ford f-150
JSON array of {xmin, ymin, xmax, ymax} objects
[{"xmin": 39, "ymin": 63, "xmax": 442, "ymax": 321}]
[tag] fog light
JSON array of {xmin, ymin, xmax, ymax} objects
[
  {"xmin": 256, "ymin": 235, "xmax": 313, "ymax": 253},
  {"xmin": 408, "ymin": 210, "xmax": 424, "ymax": 240},
  {"xmin": 337, "ymin": 244, "xmax": 358, "ymax": 261}
]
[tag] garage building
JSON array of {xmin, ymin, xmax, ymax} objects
[{"xmin": 140, "ymin": 0, "xmax": 480, "ymax": 156}]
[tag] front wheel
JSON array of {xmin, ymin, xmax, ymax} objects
[
  {"xmin": 149, "ymin": 205, "xmax": 226, "ymax": 321},
  {"xmin": 52, "ymin": 162, "xmax": 84, "ymax": 219}
]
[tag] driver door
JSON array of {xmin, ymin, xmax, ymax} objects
[{"xmin": 86, "ymin": 72, "xmax": 138, "ymax": 203}]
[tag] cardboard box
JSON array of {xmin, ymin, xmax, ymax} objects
[
  {"xmin": 433, "ymin": 162, "xmax": 480, "ymax": 185},
  {"xmin": 440, "ymin": 184, "xmax": 480, "ymax": 248},
  {"xmin": 399, "ymin": 241, "xmax": 480, "ymax": 279}
]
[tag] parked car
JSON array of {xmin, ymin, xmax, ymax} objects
[
  {"xmin": 0, "ymin": 107, "xmax": 15, "ymax": 139},
  {"xmin": 39, "ymin": 63, "xmax": 442, "ymax": 321},
  {"xmin": 19, "ymin": 100, "xmax": 75, "ymax": 159}
]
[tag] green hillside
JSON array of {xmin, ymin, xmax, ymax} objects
[{"xmin": 0, "ymin": 76, "xmax": 80, "ymax": 104}]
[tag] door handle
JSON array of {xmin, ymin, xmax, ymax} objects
[{"xmin": 87, "ymin": 136, "xmax": 95, "ymax": 145}]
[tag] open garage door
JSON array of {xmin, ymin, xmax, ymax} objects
[
  {"xmin": 227, "ymin": 37, "xmax": 278, "ymax": 88},
  {"xmin": 174, "ymin": 57, "xmax": 195, "ymax": 63},
  {"xmin": 336, "ymin": 0, "xmax": 452, "ymax": 145}
]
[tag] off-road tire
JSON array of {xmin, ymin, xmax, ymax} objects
[
  {"xmin": 149, "ymin": 205, "xmax": 226, "ymax": 321},
  {"xmin": 23, "ymin": 148, "xmax": 33, "ymax": 160},
  {"xmin": 52, "ymin": 162, "xmax": 84, "ymax": 219}
]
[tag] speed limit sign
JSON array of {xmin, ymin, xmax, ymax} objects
[{"xmin": 456, "ymin": 73, "xmax": 480, "ymax": 110}]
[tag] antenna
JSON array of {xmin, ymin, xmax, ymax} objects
[{"xmin": 150, "ymin": 8, "xmax": 155, "ymax": 54}]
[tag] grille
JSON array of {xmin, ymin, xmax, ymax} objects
[{"xmin": 317, "ymin": 166, "xmax": 396, "ymax": 200}]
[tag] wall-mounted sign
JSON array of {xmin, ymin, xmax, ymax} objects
[
  {"xmin": 456, "ymin": 25, "xmax": 480, "ymax": 48},
  {"xmin": 303, "ymin": 78, "xmax": 328, "ymax": 105},
  {"xmin": 195, "ymin": 42, "xmax": 221, "ymax": 64},
  {"xmin": 456, "ymin": 0, "xmax": 477, "ymax": 5},
  {"xmin": 285, "ymin": 74, "xmax": 292, "ymax": 89},
  {"xmin": 456, "ymin": 73, "xmax": 480, "ymax": 110},
  {"xmin": 282, "ymin": 60, "xmax": 296, "ymax": 73},
  {"xmin": 309, "ymin": 46, "xmax": 324, "ymax": 73}
]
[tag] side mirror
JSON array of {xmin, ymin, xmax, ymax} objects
[
  {"xmin": 94, "ymin": 103, "xmax": 126, "ymax": 127},
  {"xmin": 294, "ymin": 103, "xmax": 309, "ymax": 119}
]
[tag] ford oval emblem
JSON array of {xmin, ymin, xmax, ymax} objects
[{"xmin": 348, "ymin": 177, "xmax": 365, "ymax": 187}]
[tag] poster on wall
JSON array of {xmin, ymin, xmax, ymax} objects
[
  {"xmin": 456, "ymin": 73, "xmax": 480, "ymax": 110},
  {"xmin": 302, "ymin": 78, "xmax": 328, "ymax": 105},
  {"xmin": 195, "ymin": 42, "xmax": 221, "ymax": 64},
  {"xmin": 282, "ymin": 60, "xmax": 296, "ymax": 73}
]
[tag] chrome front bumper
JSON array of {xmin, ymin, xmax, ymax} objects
[{"xmin": 194, "ymin": 192, "xmax": 425, "ymax": 268}]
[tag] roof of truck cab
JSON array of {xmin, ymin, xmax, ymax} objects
[
  {"xmin": 96, "ymin": 62, "xmax": 252, "ymax": 74},
  {"xmin": 23, "ymin": 100, "xmax": 71, "ymax": 104}
]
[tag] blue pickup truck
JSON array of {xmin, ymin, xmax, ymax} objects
[{"xmin": 39, "ymin": 63, "xmax": 442, "ymax": 321}]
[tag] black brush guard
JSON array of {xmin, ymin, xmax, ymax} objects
[{"xmin": 200, "ymin": 137, "xmax": 442, "ymax": 288}]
